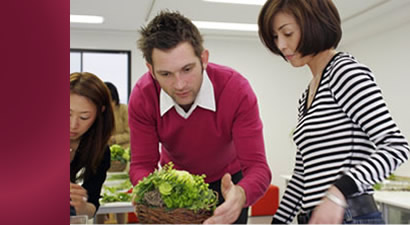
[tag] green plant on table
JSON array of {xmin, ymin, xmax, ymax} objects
[
  {"xmin": 109, "ymin": 144, "xmax": 130, "ymax": 164},
  {"xmin": 101, "ymin": 179, "xmax": 133, "ymax": 203},
  {"xmin": 133, "ymin": 162, "xmax": 218, "ymax": 211},
  {"xmin": 106, "ymin": 173, "xmax": 129, "ymax": 181},
  {"xmin": 373, "ymin": 173, "xmax": 397, "ymax": 190},
  {"xmin": 102, "ymin": 191, "xmax": 132, "ymax": 203}
]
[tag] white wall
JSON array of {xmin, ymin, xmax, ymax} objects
[
  {"xmin": 203, "ymin": 35, "xmax": 309, "ymax": 198},
  {"xmin": 70, "ymin": 30, "xmax": 147, "ymax": 87},
  {"xmin": 342, "ymin": 22, "xmax": 410, "ymax": 177},
  {"xmin": 71, "ymin": 21, "xmax": 410, "ymax": 199}
]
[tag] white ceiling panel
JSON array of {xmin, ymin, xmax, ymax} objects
[
  {"xmin": 70, "ymin": 0, "xmax": 153, "ymax": 31},
  {"xmin": 149, "ymin": 0, "xmax": 262, "ymax": 23},
  {"xmin": 333, "ymin": 0, "xmax": 388, "ymax": 22},
  {"xmin": 70, "ymin": 0, "xmax": 410, "ymax": 43}
]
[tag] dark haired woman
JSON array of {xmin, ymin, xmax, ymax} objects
[
  {"xmin": 258, "ymin": 0, "xmax": 409, "ymax": 224},
  {"xmin": 70, "ymin": 72, "xmax": 115, "ymax": 218},
  {"xmin": 104, "ymin": 81, "xmax": 130, "ymax": 149}
]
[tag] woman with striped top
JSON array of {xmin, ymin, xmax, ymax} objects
[{"xmin": 258, "ymin": 0, "xmax": 409, "ymax": 224}]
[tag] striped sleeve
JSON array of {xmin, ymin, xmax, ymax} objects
[
  {"xmin": 329, "ymin": 57, "xmax": 410, "ymax": 196},
  {"xmin": 272, "ymin": 150, "xmax": 304, "ymax": 223}
]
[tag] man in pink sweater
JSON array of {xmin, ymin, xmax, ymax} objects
[{"xmin": 129, "ymin": 11, "xmax": 272, "ymax": 224}]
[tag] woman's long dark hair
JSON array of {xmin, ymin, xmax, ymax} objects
[{"xmin": 70, "ymin": 72, "xmax": 115, "ymax": 182}]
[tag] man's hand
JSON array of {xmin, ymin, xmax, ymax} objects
[
  {"xmin": 203, "ymin": 173, "xmax": 246, "ymax": 224},
  {"xmin": 308, "ymin": 186, "xmax": 345, "ymax": 224}
]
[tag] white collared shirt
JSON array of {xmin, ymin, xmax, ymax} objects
[{"xmin": 160, "ymin": 70, "xmax": 216, "ymax": 119}]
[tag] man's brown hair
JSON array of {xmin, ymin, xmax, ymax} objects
[{"xmin": 138, "ymin": 10, "xmax": 204, "ymax": 65}]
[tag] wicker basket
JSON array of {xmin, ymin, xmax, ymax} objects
[
  {"xmin": 135, "ymin": 190, "xmax": 218, "ymax": 224},
  {"xmin": 135, "ymin": 203, "xmax": 214, "ymax": 224},
  {"xmin": 108, "ymin": 160, "xmax": 126, "ymax": 172}
]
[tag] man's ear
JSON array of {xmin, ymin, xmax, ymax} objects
[
  {"xmin": 146, "ymin": 62, "xmax": 156, "ymax": 80},
  {"xmin": 201, "ymin": 49, "xmax": 209, "ymax": 70}
]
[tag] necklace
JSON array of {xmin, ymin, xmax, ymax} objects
[
  {"xmin": 70, "ymin": 144, "xmax": 78, "ymax": 162},
  {"xmin": 70, "ymin": 141, "xmax": 79, "ymax": 153}
]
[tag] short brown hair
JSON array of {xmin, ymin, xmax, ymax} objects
[
  {"xmin": 138, "ymin": 10, "xmax": 204, "ymax": 65},
  {"xmin": 258, "ymin": 0, "xmax": 341, "ymax": 60}
]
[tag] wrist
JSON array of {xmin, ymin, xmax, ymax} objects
[
  {"xmin": 325, "ymin": 192, "xmax": 347, "ymax": 208},
  {"xmin": 76, "ymin": 202, "xmax": 95, "ymax": 218}
]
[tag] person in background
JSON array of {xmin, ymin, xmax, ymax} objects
[
  {"xmin": 128, "ymin": 11, "xmax": 272, "ymax": 224},
  {"xmin": 100, "ymin": 81, "xmax": 130, "ymax": 224},
  {"xmin": 105, "ymin": 81, "xmax": 130, "ymax": 149},
  {"xmin": 258, "ymin": 0, "xmax": 410, "ymax": 224},
  {"xmin": 70, "ymin": 72, "xmax": 115, "ymax": 218}
]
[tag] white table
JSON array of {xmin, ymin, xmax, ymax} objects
[
  {"xmin": 97, "ymin": 171, "xmax": 134, "ymax": 215},
  {"xmin": 374, "ymin": 191, "xmax": 410, "ymax": 223},
  {"xmin": 94, "ymin": 202, "xmax": 134, "ymax": 224},
  {"xmin": 96, "ymin": 202, "xmax": 134, "ymax": 214}
]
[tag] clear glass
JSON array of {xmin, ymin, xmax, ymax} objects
[{"xmin": 70, "ymin": 215, "xmax": 88, "ymax": 224}]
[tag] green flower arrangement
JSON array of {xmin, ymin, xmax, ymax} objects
[
  {"xmin": 101, "ymin": 179, "xmax": 133, "ymax": 203},
  {"xmin": 109, "ymin": 144, "xmax": 130, "ymax": 164},
  {"xmin": 132, "ymin": 162, "xmax": 218, "ymax": 211}
]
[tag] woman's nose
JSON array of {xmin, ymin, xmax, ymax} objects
[
  {"xmin": 70, "ymin": 117, "xmax": 79, "ymax": 130},
  {"xmin": 276, "ymin": 37, "xmax": 287, "ymax": 51}
]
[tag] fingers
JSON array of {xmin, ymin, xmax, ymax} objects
[
  {"xmin": 70, "ymin": 182, "xmax": 83, "ymax": 191},
  {"xmin": 212, "ymin": 201, "xmax": 229, "ymax": 216},
  {"xmin": 70, "ymin": 195, "xmax": 87, "ymax": 204},
  {"xmin": 204, "ymin": 187, "xmax": 245, "ymax": 224},
  {"xmin": 70, "ymin": 183, "xmax": 88, "ymax": 206},
  {"xmin": 221, "ymin": 173, "xmax": 233, "ymax": 197},
  {"xmin": 203, "ymin": 202, "xmax": 238, "ymax": 224},
  {"xmin": 131, "ymin": 194, "xmax": 137, "ymax": 206}
]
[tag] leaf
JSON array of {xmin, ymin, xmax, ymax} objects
[
  {"xmin": 109, "ymin": 144, "xmax": 129, "ymax": 163},
  {"xmin": 132, "ymin": 162, "xmax": 217, "ymax": 210}
]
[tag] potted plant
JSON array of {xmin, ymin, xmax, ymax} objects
[
  {"xmin": 132, "ymin": 162, "xmax": 218, "ymax": 224},
  {"xmin": 108, "ymin": 144, "xmax": 130, "ymax": 172}
]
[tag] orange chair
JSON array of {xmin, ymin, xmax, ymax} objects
[{"xmin": 250, "ymin": 184, "xmax": 279, "ymax": 216}]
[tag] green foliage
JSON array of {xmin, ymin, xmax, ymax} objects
[
  {"xmin": 101, "ymin": 179, "xmax": 133, "ymax": 203},
  {"xmin": 133, "ymin": 162, "xmax": 218, "ymax": 211},
  {"xmin": 373, "ymin": 183, "xmax": 381, "ymax": 190},
  {"xmin": 106, "ymin": 173, "xmax": 129, "ymax": 181},
  {"xmin": 373, "ymin": 173, "xmax": 397, "ymax": 190},
  {"xmin": 102, "ymin": 191, "xmax": 132, "ymax": 203},
  {"xmin": 109, "ymin": 144, "xmax": 130, "ymax": 164},
  {"xmin": 387, "ymin": 174, "xmax": 396, "ymax": 181}
]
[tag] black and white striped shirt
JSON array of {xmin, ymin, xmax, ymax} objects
[{"xmin": 273, "ymin": 52, "xmax": 409, "ymax": 223}]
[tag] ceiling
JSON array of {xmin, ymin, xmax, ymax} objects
[{"xmin": 70, "ymin": 0, "xmax": 410, "ymax": 45}]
